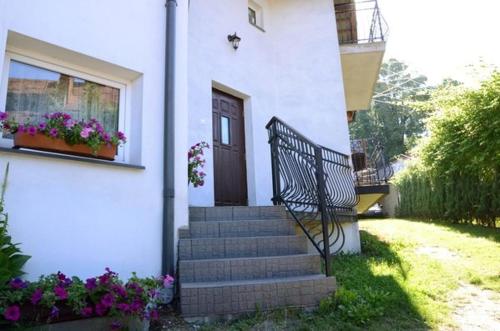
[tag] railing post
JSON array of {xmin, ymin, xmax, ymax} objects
[
  {"xmin": 314, "ymin": 146, "xmax": 331, "ymax": 276},
  {"xmin": 270, "ymin": 122, "xmax": 281, "ymax": 205}
]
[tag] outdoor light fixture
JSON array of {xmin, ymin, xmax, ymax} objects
[{"xmin": 227, "ymin": 33, "xmax": 241, "ymax": 50}]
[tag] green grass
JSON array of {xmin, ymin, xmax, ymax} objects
[{"xmin": 200, "ymin": 219, "xmax": 500, "ymax": 331}]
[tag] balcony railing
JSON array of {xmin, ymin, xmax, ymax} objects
[
  {"xmin": 351, "ymin": 138, "xmax": 393, "ymax": 186},
  {"xmin": 335, "ymin": 0, "xmax": 387, "ymax": 45}
]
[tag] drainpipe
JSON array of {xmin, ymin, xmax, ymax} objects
[{"xmin": 162, "ymin": 0, "xmax": 177, "ymax": 276}]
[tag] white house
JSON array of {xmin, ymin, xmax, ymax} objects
[{"xmin": 0, "ymin": 0, "xmax": 385, "ymax": 317}]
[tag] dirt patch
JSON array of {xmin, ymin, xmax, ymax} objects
[
  {"xmin": 415, "ymin": 246, "xmax": 458, "ymax": 261},
  {"xmin": 445, "ymin": 283, "xmax": 500, "ymax": 331}
]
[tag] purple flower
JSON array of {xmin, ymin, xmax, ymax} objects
[
  {"xmin": 28, "ymin": 125, "xmax": 37, "ymax": 136},
  {"xmin": 100, "ymin": 293, "xmax": 115, "ymax": 308},
  {"xmin": 38, "ymin": 122, "xmax": 47, "ymax": 130},
  {"xmin": 0, "ymin": 112, "xmax": 8, "ymax": 121},
  {"xmin": 98, "ymin": 273, "xmax": 110, "ymax": 285},
  {"xmin": 111, "ymin": 284, "xmax": 127, "ymax": 298},
  {"xmin": 116, "ymin": 303, "xmax": 130, "ymax": 313},
  {"xmin": 102, "ymin": 133, "xmax": 111, "ymax": 142},
  {"xmin": 9, "ymin": 278, "xmax": 28, "ymax": 290},
  {"xmin": 18, "ymin": 125, "xmax": 27, "ymax": 133},
  {"xmin": 54, "ymin": 286, "xmax": 68, "ymax": 300},
  {"xmin": 49, "ymin": 128, "xmax": 58, "ymax": 138},
  {"xmin": 95, "ymin": 303, "xmax": 107, "ymax": 316},
  {"xmin": 50, "ymin": 306, "xmax": 59, "ymax": 319},
  {"xmin": 80, "ymin": 306, "xmax": 93, "ymax": 317},
  {"xmin": 3, "ymin": 306, "xmax": 20, "ymax": 321},
  {"xmin": 31, "ymin": 288, "xmax": 43, "ymax": 305},
  {"xmin": 62, "ymin": 113, "xmax": 72, "ymax": 120},
  {"xmin": 130, "ymin": 300, "xmax": 143, "ymax": 313},
  {"xmin": 110, "ymin": 320, "xmax": 122, "ymax": 330},
  {"xmin": 149, "ymin": 309, "xmax": 159, "ymax": 321},
  {"xmin": 57, "ymin": 271, "xmax": 67, "ymax": 282},
  {"xmin": 80, "ymin": 127, "xmax": 93, "ymax": 139},
  {"xmin": 85, "ymin": 277, "xmax": 97, "ymax": 290},
  {"xmin": 64, "ymin": 119, "xmax": 75, "ymax": 129},
  {"xmin": 116, "ymin": 131, "xmax": 126, "ymax": 142}
]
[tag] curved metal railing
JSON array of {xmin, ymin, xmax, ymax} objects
[
  {"xmin": 351, "ymin": 138, "xmax": 394, "ymax": 186},
  {"xmin": 266, "ymin": 117, "xmax": 357, "ymax": 276}
]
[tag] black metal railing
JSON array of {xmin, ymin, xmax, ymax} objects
[
  {"xmin": 267, "ymin": 117, "xmax": 357, "ymax": 276},
  {"xmin": 335, "ymin": 0, "xmax": 387, "ymax": 44},
  {"xmin": 351, "ymin": 138, "xmax": 393, "ymax": 186}
]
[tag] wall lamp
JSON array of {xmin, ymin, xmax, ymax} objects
[{"xmin": 227, "ymin": 33, "xmax": 241, "ymax": 50}]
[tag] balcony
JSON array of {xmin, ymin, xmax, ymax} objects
[
  {"xmin": 351, "ymin": 138, "xmax": 393, "ymax": 213},
  {"xmin": 335, "ymin": 0, "xmax": 388, "ymax": 113}
]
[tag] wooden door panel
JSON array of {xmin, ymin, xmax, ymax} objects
[{"xmin": 212, "ymin": 89, "xmax": 247, "ymax": 206}]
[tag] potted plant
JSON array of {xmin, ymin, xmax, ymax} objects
[{"xmin": 0, "ymin": 112, "xmax": 126, "ymax": 161}]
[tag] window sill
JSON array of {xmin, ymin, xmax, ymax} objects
[
  {"xmin": 0, "ymin": 147, "xmax": 145, "ymax": 170},
  {"xmin": 249, "ymin": 23, "xmax": 266, "ymax": 33}
]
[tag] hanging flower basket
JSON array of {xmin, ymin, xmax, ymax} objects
[{"xmin": 14, "ymin": 132, "xmax": 117, "ymax": 161}]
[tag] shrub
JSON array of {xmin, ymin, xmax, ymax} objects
[{"xmin": 0, "ymin": 164, "xmax": 30, "ymax": 289}]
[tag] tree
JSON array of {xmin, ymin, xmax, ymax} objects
[{"xmin": 350, "ymin": 59, "xmax": 430, "ymax": 161}]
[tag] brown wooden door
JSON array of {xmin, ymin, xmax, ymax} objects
[{"xmin": 212, "ymin": 89, "xmax": 248, "ymax": 206}]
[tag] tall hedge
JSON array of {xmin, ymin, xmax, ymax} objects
[{"xmin": 394, "ymin": 73, "xmax": 500, "ymax": 227}]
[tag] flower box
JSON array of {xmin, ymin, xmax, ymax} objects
[
  {"xmin": 13, "ymin": 132, "xmax": 117, "ymax": 161},
  {"xmin": 24, "ymin": 317, "xmax": 149, "ymax": 331}
]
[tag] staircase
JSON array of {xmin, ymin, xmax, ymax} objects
[{"xmin": 178, "ymin": 206, "xmax": 336, "ymax": 318}]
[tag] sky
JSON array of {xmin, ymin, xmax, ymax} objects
[{"xmin": 378, "ymin": 0, "xmax": 500, "ymax": 86}]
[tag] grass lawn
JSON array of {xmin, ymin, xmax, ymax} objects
[{"xmin": 198, "ymin": 219, "xmax": 499, "ymax": 331}]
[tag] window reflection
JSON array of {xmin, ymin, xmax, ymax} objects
[{"xmin": 5, "ymin": 60, "xmax": 120, "ymax": 133}]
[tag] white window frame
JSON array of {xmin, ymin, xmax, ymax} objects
[
  {"xmin": 248, "ymin": 0, "xmax": 265, "ymax": 31},
  {"xmin": 0, "ymin": 50, "xmax": 130, "ymax": 163}
]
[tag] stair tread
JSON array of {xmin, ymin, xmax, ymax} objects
[
  {"xmin": 180, "ymin": 234, "xmax": 304, "ymax": 241},
  {"xmin": 180, "ymin": 253, "xmax": 318, "ymax": 264},
  {"xmin": 181, "ymin": 274, "xmax": 328, "ymax": 288}
]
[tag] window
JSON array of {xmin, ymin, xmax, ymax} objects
[
  {"xmin": 220, "ymin": 116, "xmax": 230, "ymax": 145},
  {"xmin": 248, "ymin": 1, "xmax": 264, "ymax": 30},
  {"xmin": 0, "ymin": 53, "xmax": 127, "ymax": 161},
  {"xmin": 6, "ymin": 60, "xmax": 120, "ymax": 133},
  {"xmin": 248, "ymin": 7, "xmax": 257, "ymax": 26}
]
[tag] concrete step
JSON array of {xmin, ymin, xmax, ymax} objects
[
  {"xmin": 179, "ymin": 254, "xmax": 321, "ymax": 282},
  {"xmin": 179, "ymin": 219, "xmax": 296, "ymax": 239},
  {"xmin": 179, "ymin": 235, "xmax": 308, "ymax": 260},
  {"xmin": 189, "ymin": 206, "xmax": 287, "ymax": 222},
  {"xmin": 181, "ymin": 274, "xmax": 336, "ymax": 317}
]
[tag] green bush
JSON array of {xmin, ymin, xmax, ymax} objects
[
  {"xmin": 395, "ymin": 72, "xmax": 500, "ymax": 227},
  {"xmin": 0, "ymin": 164, "xmax": 30, "ymax": 288}
]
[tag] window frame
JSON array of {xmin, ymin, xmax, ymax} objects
[
  {"xmin": 0, "ymin": 51, "xmax": 129, "ymax": 162},
  {"xmin": 248, "ymin": 1, "xmax": 265, "ymax": 31}
]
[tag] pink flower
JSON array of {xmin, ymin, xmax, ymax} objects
[
  {"xmin": 49, "ymin": 128, "xmax": 58, "ymax": 138},
  {"xmin": 0, "ymin": 112, "xmax": 8, "ymax": 121},
  {"xmin": 54, "ymin": 286, "xmax": 68, "ymax": 300},
  {"xmin": 38, "ymin": 122, "xmax": 47, "ymax": 130},
  {"xmin": 31, "ymin": 288, "xmax": 43, "ymax": 305},
  {"xmin": 64, "ymin": 119, "xmax": 75, "ymax": 129},
  {"xmin": 18, "ymin": 125, "xmax": 27, "ymax": 133},
  {"xmin": 3, "ymin": 305, "xmax": 20, "ymax": 321},
  {"xmin": 80, "ymin": 127, "xmax": 94, "ymax": 139},
  {"xmin": 163, "ymin": 275, "xmax": 175, "ymax": 287}
]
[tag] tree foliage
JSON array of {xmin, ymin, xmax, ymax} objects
[
  {"xmin": 350, "ymin": 59, "xmax": 430, "ymax": 161},
  {"xmin": 395, "ymin": 72, "xmax": 500, "ymax": 226}
]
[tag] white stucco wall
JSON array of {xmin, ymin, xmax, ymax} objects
[
  {"xmin": 188, "ymin": 0, "xmax": 351, "ymax": 207},
  {"xmin": 0, "ymin": 0, "xmax": 189, "ymax": 280}
]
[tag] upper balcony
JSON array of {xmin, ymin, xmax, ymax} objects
[{"xmin": 335, "ymin": 0, "xmax": 388, "ymax": 114}]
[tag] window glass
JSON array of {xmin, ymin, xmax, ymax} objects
[
  {"xmin": 248, "ymin": 7, "xmax": 257, "ymax": 25},
  {"xmin": 221, "ymin": 115, "xmax": 230, "ymax": 144},
  {"xmin": 5, "ymin": 60, "xmax": 120, "ymax": 133}
]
